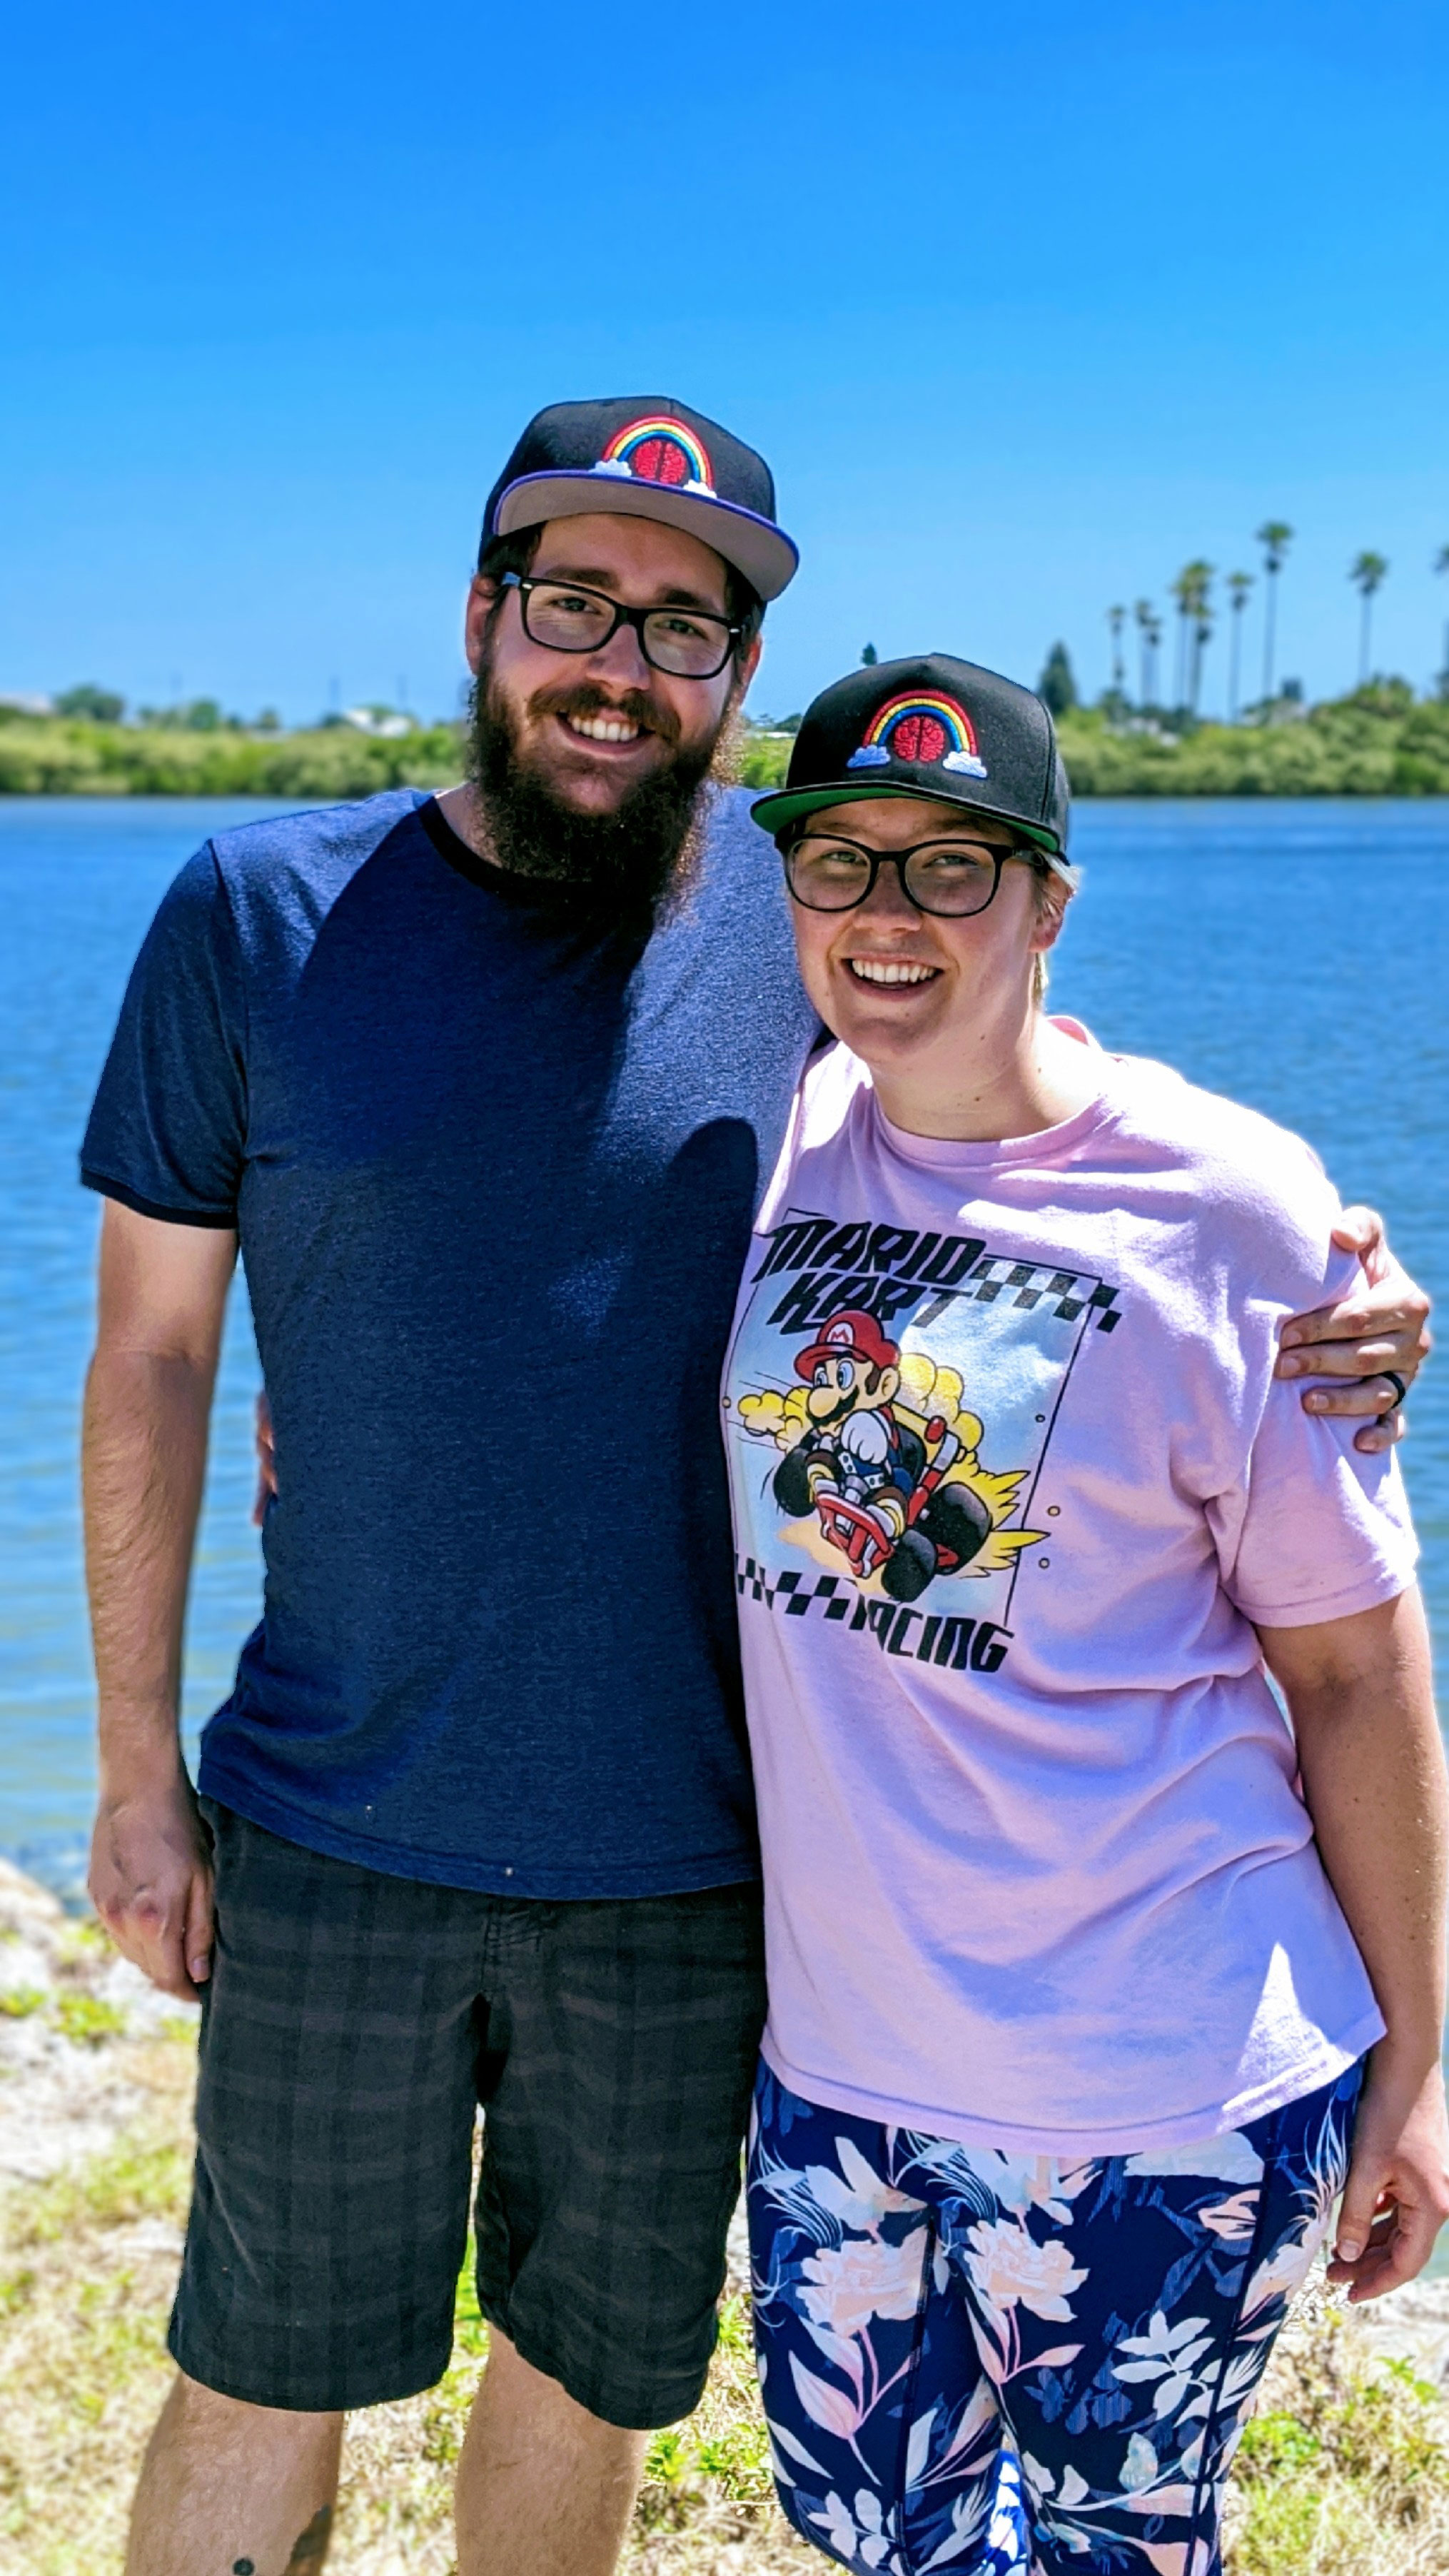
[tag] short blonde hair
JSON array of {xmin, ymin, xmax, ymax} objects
[{"xmin": 1031, "ymin": 862, "xmax": 1071, "ymax": 1007}]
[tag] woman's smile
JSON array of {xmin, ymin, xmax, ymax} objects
[{"xmin": 842, "ymin": 956, "xmax": 942, "ymax": 987}]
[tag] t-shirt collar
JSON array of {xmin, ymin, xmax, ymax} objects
[{"xmin": 869, "ymin": 1020, "xmax": 1122, "ymax": 1172}]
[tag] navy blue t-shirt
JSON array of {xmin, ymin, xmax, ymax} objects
[{"xmin": 82, "ymin": 788, "xmax": 818, "ymax": 1895}]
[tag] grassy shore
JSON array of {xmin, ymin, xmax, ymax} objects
[
  {"xmin": 0, "ymin": 716, "xmax": 461, "ymax": 800},
  {"xmin": 0, "ymin": 2022, "xmax": 814, "ymax": 2576},
  {"xmin": 0, "ymin": 1858, "xmax": 813, "ymax": 2576},
  {"xmin": 4, "ymin": 681, "xmax": 1448, "ymax": 803},
  {"xmin": 742, "ymin": 685, "xmax": 1449, "ymax": 799},
  {"xmin": 1056, "ymin": 685, "xmax": 1449, "ymax": 798},
  {"xmin": 2, "ymin": 2002, "xmax": 1447, "ymax": 2575}
]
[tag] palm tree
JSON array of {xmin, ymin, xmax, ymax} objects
[
  {"xmin": 1168, "ymin": 562, "xmax": 1213, "ymax": 714},
  {"xmin": 1184, "ymin": 562, "xmax": 1215, "ymax": 715},
  {"xmin": 1225, "ymin": 572, "xmax": 1253, "ymax": 722},
  {"xmin": 1106, "ymin": 605, "xmax": 1127, "ymax": 698},
  {"xmin": 1168, "ymin": 568, "xmax": 1195, "ymax": 708},
  {"xmin": 1349, "ymin": 551, "xmax": 1388, "ymax": 685},
  {"xmin": 1434, "ymin": 546, "xmax": 1449, "ymax": 693},
  {"xmin": 1255, "ymin": 521, "xmax": 1293, "ymax": 705},
  {"xmin": 1134, "ymin": 600, "xmax": 1156, "ymax": 708}
]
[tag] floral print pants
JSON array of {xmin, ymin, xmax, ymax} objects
[{"xmin": 747, "ymin": 2058, "xmax": 1361, "ymax": 2576}]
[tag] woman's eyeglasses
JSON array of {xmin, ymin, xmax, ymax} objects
[{"xmin": 783, "ymin": 831, "xmax": 1044, "ymax": 919}]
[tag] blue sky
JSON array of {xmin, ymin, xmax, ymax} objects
[{"xmin": 2, "ymin": 0, "xmax": 1445, "ymax": 725}]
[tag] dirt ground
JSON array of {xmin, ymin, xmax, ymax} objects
[
  {"xmin": 0, "ymin": 1860, "xmax": 814, "ymax": 2575},
  {"xmin": 4, "ymin": 1860, "xmax": 1449, "ymax": 2575}
]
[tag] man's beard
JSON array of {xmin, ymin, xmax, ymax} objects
[{"xmin": 468, "ymin": 663, "xmax": 742, "ymax": 928}]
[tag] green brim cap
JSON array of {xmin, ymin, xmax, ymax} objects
[{"xmin": 752, "ymin": 651, "xmax": 1071, "ymax": 864}]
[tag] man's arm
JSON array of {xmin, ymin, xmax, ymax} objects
[
  {"xmin": 1277, "ymin": 1207, "xmax": 1431, "ymax": 1455},
  {"xmin": 84, "ymin": 1198, "xmax": 238, "ymax": 2000},
  {"xmin": 1258, "ymin": 1588, "xmax": 1449, "ymax": 2300}
]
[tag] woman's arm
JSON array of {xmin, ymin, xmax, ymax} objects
[{"xmin": 1258, "ymin": 1587, "xmax": 1449, "ymax": 2300}]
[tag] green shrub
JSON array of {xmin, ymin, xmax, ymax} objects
[
  {"xmin": 738, "ymin": 734, "xmax": 791, "ymax": 789},
  {"xmin": 1228, "ymin": 2333, "xmax": 1449, "ymax": 2574},
  {"xmin": 0, "ymin": 718, "xmax": 464, "ymax": 799},
  {"xmin": 19, "ymin": 2139, "xmax": 190, "ymax": 2244},
  {"xmin": 51, "ymin": 1994, "xmax": 126, "ymax": 2048}
]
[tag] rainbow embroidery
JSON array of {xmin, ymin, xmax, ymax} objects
[
  {"xmin": 847, "ymin": 691, "xmax": 988, "ymax": 779},
  {"xmin": 592, "ymin": 416, "xmax": 716, "ymax": 496}
]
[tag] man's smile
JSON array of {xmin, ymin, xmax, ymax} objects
[{"xmin": 561, "ymin": 710, "xmax": 646, "ymax": 746}]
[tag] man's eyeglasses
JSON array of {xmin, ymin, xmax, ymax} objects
[
  {"xmin": 784, "ymin": 830, "xmax": 1046, "ymax": 919},
  {"xmin": 499, "ymin": 573, "xmax": 740, "ymax": 680}
]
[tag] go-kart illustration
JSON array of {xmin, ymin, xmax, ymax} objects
[
  {"xmin": 770, "ymin": 1309, "xmax": 994, "ymax": 1603},
  {"xmin": 808, "ymin": 1416, "xmax": 995, "ymax": 1600}
]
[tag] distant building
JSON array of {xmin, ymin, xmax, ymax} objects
[
  {"xmin": 341, "ymin": 706, "xmax": 412, "ymax": 739},
  {"xmin": 0, "ymin": 692, "xmax": 56, "ymax": 718}
]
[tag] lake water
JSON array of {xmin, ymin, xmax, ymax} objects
[{"xmin": 3, "ymin": 795, "xmax": 1447, "ymax": 1896}]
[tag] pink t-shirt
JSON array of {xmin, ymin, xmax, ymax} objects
[{"xmin": 723, "ymin": 1034, "xmax": 1416, "ymax": 2155}]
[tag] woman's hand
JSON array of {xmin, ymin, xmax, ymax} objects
[
  {"xmin": 1263, "ymin": 1592, "xmax": 1449, "ymax": 2298},
  {"xmin": 1329, "ymin": 2051, "xmax": 1449, "ymax": 2301},
  {"xmin": 1276, "ymin": 1207, "xmax": 1430, "ymax": 1454},
  {"xmin": 252, "ymin": 1390, "xmax": 276, "ymax": 1526}
]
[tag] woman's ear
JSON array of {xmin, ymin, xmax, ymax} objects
[{"xmin": 1029, "ymin": 877, "xmax": 1071, "ymax": 957}]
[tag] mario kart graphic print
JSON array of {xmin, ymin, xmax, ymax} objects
[
  {"xmin": 752, "ymin": 1307, "xmax": 1037, "ymax": 1605},
  {"xmin": 727, "ymin": 1206, "xmax": 1124, "ymax": 1636}
]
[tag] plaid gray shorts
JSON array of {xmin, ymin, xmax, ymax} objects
[{"xmin": 169, "ymin": 1803, "xmax": 766, "ymax": 2427}]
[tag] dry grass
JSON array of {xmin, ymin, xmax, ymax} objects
[
  {"xmin": 0, "ymin": 2035, "xmax": 200, "ymax": 2576},
  {"xmin": 1, "ymin": 2028, "xmax": 1443, "ymax": 2575},
  {"xmin": 0, "ymin": 2026, "xmax": 813, "ymax": 2575},
  {"xmin": 1223, "ymin": 2277, "xmax": 1449, "ymax": 2575}
]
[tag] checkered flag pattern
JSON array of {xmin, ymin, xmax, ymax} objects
[{"xmin": 964, "ymin": 1258, "xmax": 1121, "ymax": 1329}]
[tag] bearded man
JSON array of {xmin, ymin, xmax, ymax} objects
[{"xmin": 79, "ymin": 396, "xmax": 1429, "ymax": 2576}]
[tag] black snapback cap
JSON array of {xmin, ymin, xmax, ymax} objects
[
  {"xmin": 752, "ymin": 653, "xmax": 1073, "ymax": 869},
  {"xmin": 480, "ymin": 396, "xmax": 798, "ymax": 603}
]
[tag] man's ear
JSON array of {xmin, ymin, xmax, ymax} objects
[
  {"xmin": 734, "ymin": 631, "xmax": 764, "ymax": 696},
  {"xmin": 877, "ymin": 1366, "xmax": 901, "ymax": 1403},
  {"xmin": 464, "ymin": 575, "xmax": 498, "ymax": 676}
]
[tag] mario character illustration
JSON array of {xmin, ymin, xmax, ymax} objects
[{"xmin": 770, "ymin": 1309, "xmax": 995, "ymax": 1604}]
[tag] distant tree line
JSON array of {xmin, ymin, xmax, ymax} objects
[
  {"xmin": 742, "ymin": 676, "xmax": 1449, "ymax": 798},
  {"xmin": 0, "ymin": 710, "xmax": 461, "ymax": 798},
  {"xmin": 8, "ymin": 626, "xmax": 1449, "ymax": 799},
  {"xmin": 1, "ymin": 689, "xmax": 413, "ymax": 734}
]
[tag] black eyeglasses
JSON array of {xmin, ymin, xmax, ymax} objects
[
  {"xmin": 784, "ymin": 830, "xmax": 1045, "ymax": 918},
  {"xmin": 499, "ymin": 572, "xmax": 740, "ymax": 679}
]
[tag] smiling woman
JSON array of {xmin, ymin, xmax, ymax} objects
[
  {"xmin": 726, "ymin": 650, "xmax": 1449, "ymax": 2576},
  {"xmin": 787, "ymin": 803, "xmax": 1074, "ymax": 1109},
  {"xmin": 755, "ymin": 658, "xmax": 1083, "ymax": 1142}
]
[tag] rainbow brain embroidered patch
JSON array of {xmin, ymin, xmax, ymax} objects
[
  {"xmin": 593, "ymin": 416, "xmax": 716, "ymax": 495},
  {"xmin": 847, "ymin": 691, "xmax": 989, "ymax": 779}
]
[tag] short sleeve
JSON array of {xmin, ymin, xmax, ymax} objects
[
  {"xmin": 80, "ymin": 845, "xmax": 247, "ymax": 1228},
  {"xmin": 1218, "ymin": 1245, "xmax": 1419, "ymax": 1628}
]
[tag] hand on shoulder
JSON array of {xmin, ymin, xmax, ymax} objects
[{"xmin": 1278, "ymin": 1207, "xmax": 1430, "ymax": 1455}]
